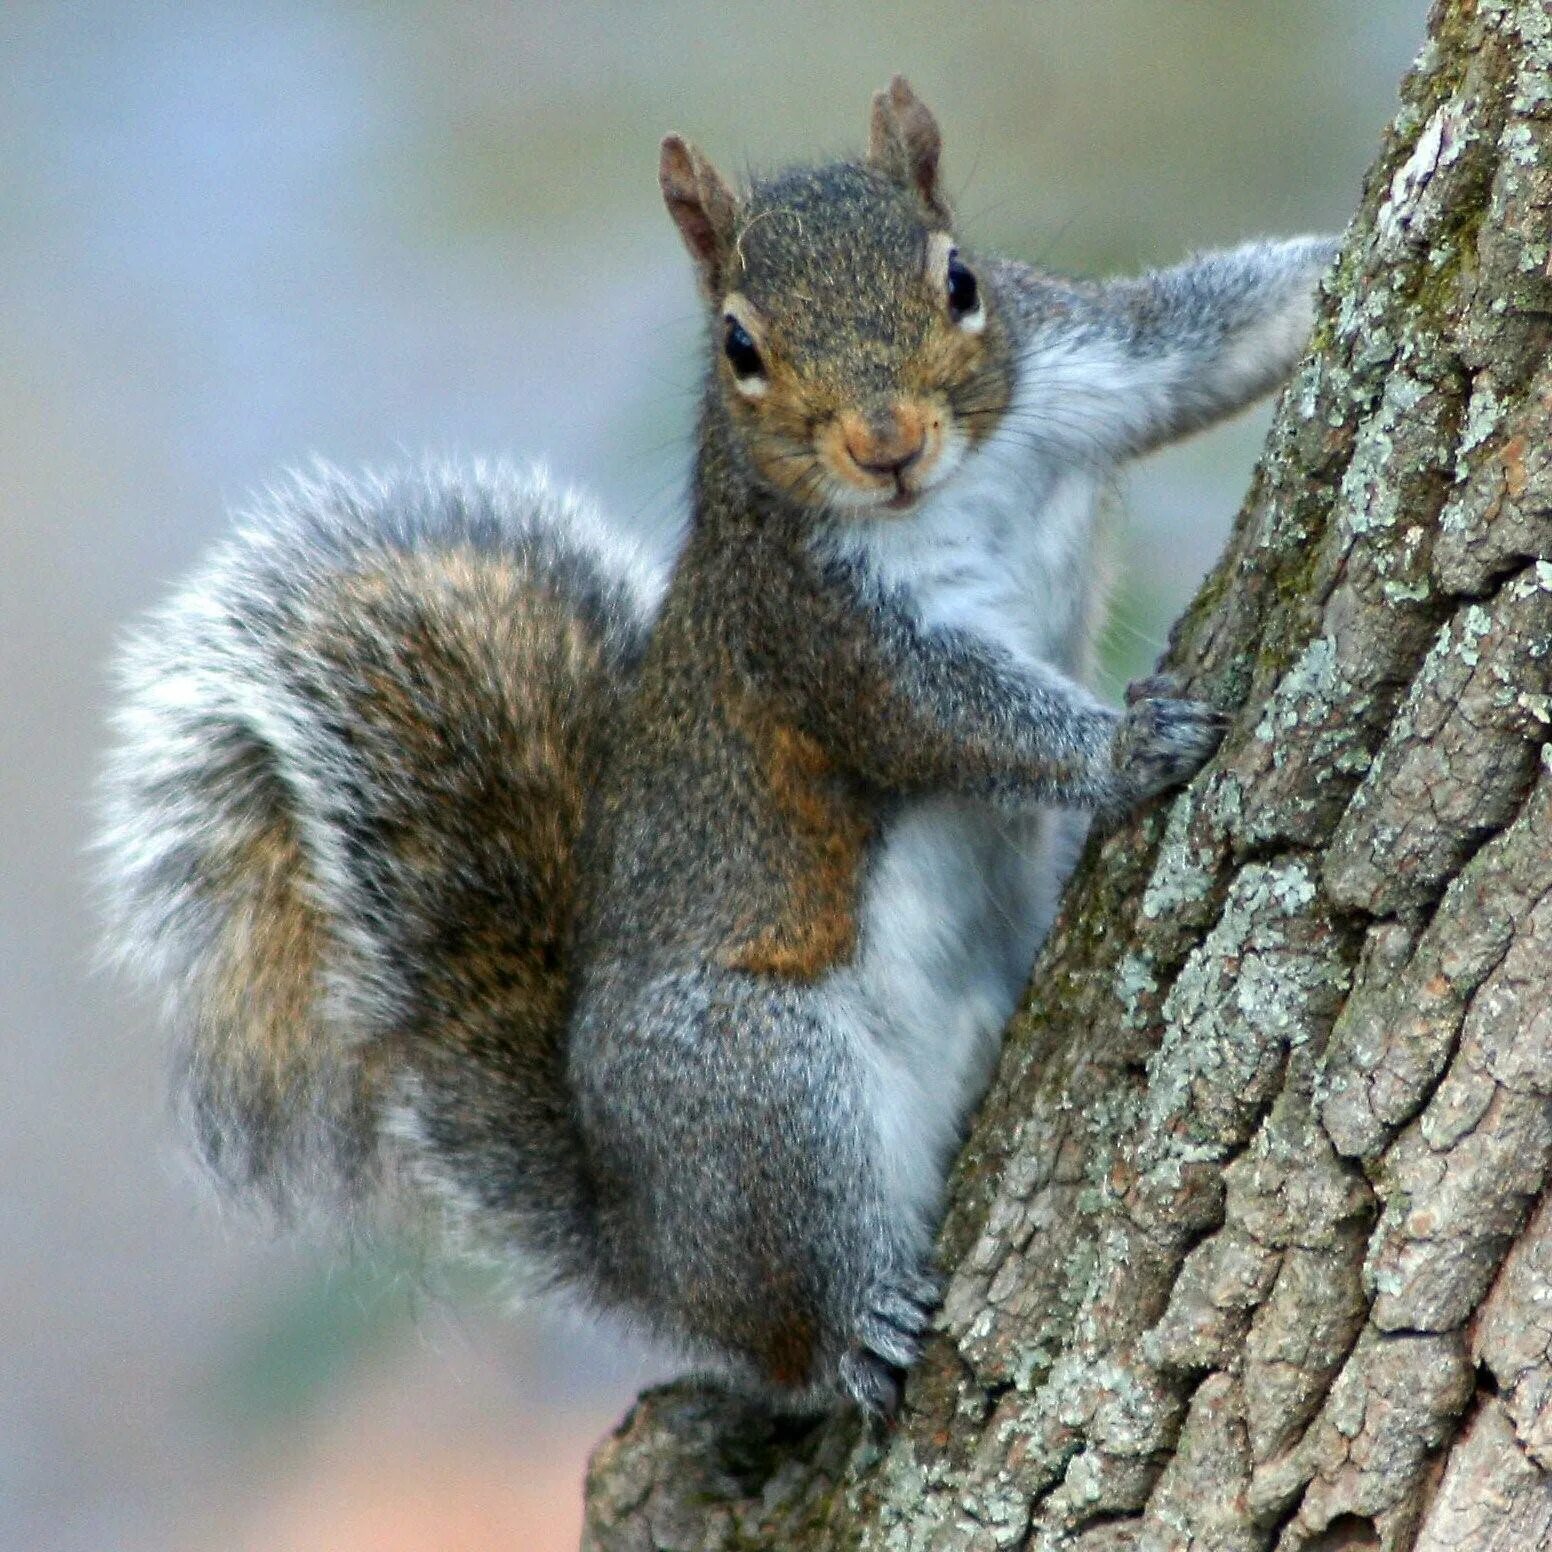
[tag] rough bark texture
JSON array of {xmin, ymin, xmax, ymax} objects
[{"xmin": 581, "ymin": 4, "xmax": 1552, "ymax": 1547}]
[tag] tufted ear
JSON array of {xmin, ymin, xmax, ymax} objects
[
  {"xmin": 867, "ymin": 75, "xmax": 949, "ymax": 223},
  {"xmin": 660, "ymin": 134, "xmax": 739, "ymax": 295}
]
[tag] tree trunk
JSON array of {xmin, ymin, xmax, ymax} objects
[{"xmin": 581, "ymin": 4, "xmax": 1552, "ymax": 1546}]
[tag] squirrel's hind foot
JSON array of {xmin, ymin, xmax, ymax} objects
[{"xmin": 838, "ymin": 1266, "xmax": 943, "ymax": 1417}]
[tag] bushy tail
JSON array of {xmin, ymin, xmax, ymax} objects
[{"xmin": 99, "ymin": 462, "xmax": 658, "ymax": 1277}]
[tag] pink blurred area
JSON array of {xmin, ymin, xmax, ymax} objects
[
  {"xmin": 246, "ymin": 1449, "xmax": 588, "ymax": 1552},
  {"xmin": 2, "ymin": 3, "xmax": 1423, "ymax": 1548},
  {"xmin": 223, "ymin": 1356, "xmax": 610, "ymax": 1552}
]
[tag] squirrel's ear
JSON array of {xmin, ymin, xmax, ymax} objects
[
  {"xmin": 660, "ymin": 134, "xmax": 738, "ymax": 294},
  {"xmin": 867, "ymin": 75, "xmax": 949, "ymax": 223}
]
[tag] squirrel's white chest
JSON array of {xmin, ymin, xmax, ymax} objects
[
  {"xmin": 844, "ymin": 462, "xmax": 1105, "ymax": 673},
  {"xmin": 815, "ymin": 460, "xmax": 1108, "ymax": 1249}
]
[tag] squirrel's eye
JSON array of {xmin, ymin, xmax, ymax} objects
[
  {"xmin": 946, "ymin": 250, "xmax": 980, "ymax": 323},
  {"xmin": 723, "ymin": 316, "xmax": 765, "ymax": 380}
]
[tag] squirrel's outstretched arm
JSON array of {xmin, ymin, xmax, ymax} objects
[
  {"xmin": 749, "ymin": 561, "xmax": 1219, "ymax": 813},
  {"xmin": 1008, "ymin": 235, "xmax": 1338, "ymax": 460}
]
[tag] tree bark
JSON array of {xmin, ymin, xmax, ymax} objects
[{"xmin": 581, "ymin": 4, "xmax": 1552, "ymax": 1547}]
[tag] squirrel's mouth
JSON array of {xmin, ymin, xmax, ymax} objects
[
  {"xmin": 811, "ymin": 400, "xmax": 946, "ymax": 510},
  {"xmin": 777, "ymin": 406, "xmax": 967, "ymax": 516}
]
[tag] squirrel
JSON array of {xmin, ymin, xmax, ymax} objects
[{"xmin": 100, "ymin": 78, "xmax": 1336, "ymax": 1415}]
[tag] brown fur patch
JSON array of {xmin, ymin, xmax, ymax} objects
[
  {"xmin": 322, "ymin": 549, "xmax": 601, "ymax": 857},
  {"xmin": 295, "ymin": 543, "xmax": 609, "ymax": 1087},
  {"xmin": 718, "ymin": 667, "xmax": 872, "ymax": 982},
  {"xmin": 202, "ymin": 811, "xmax": 332, "ymax": 1128},
  {"xmin": 759, "ymin": 1306, "xmax": 818, "ymax": 1389}
]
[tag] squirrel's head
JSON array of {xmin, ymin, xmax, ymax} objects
[{"xmin": 660, "ymin": 77, "xmax": 1012, "ymax": 515}]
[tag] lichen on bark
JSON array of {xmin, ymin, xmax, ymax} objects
[{"xmin": 581, "ymin": 4, "xmax": 1552, "ymax": 1547}]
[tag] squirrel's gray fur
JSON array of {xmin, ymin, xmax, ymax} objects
[{"xmin": 101, "ymin": 79, "xmax": 1336, "ymax": 1413}]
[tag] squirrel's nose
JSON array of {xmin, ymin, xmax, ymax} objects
[{"xmin": 841, "ymin": 406, "xmax": 926, "ymax": 478}]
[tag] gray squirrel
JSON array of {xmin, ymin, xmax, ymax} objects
[{"xmin": 100, "ymin": 78, "xmax": 1335, "ymax": 1414}]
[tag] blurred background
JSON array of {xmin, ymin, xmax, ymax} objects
[{"xmin": 2, "ymin": 3, "xmax": 1424, "ymax": 1548}]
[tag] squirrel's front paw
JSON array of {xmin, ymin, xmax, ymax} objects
[{"xmin": 1110, "ymin": 673, "xmax": 1226, "ymax": 808}]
